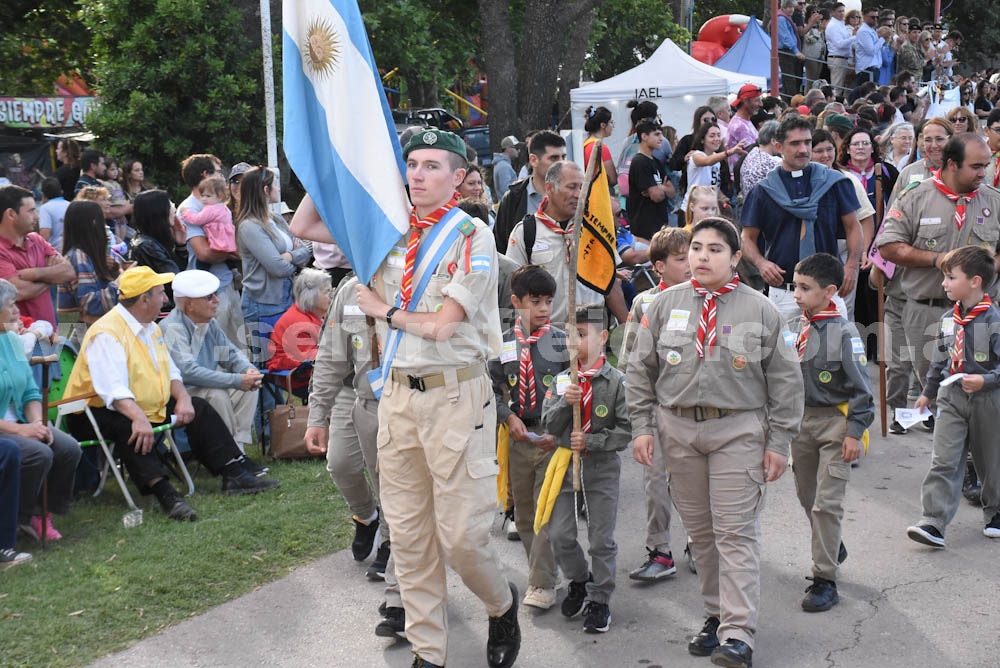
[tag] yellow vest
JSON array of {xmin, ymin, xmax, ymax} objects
[{"xmin": 65, "ymin": 308, "xmax": 173, "ymax": 423}]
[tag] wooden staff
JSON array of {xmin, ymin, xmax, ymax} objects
[
  {"xmin": 566, "ymin": 137, "xmax": 602, "ymax": 491},
  {"xmin": 874, "ymin": 163, "xmax": 888, "ymax": 437}
]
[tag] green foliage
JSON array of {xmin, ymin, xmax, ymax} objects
[
  {"xmin": 0, "ymin": 456, "xmax": 350, "ymax": 667},
  {"xmin": 0, "ymin": 0, "xmax": 93, "ymax": 95},
  {"xmin": 80, "ymin": 0, "xmax": 265, "ymax": 196},
  {"xmin": 589, "ymin": 0, "xmax": 690, "ymax": 81}
]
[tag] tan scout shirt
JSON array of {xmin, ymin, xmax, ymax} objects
[
  {"xmin": 307, "ymin": 276, "xmax": 375, "ymax": 428},
  {"xmin": 888, "ymin": 158, "xmax": 934, "ymax": 204},
  {"xmin": 876, "ymin": 180, "xmax": 1000, "ymax": 300},
  {"xmin": 372, "ymin": 215, "xmax": 501, "ymax": 373},
  {"xmin": 624, "ymin": 282, "xmax": 804, "ymax": 456},
  {"xmin": 617, "ymin": 283, "xmax": 665, "ymax": 369}
]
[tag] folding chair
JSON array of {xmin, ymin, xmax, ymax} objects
[
  {"xmin": 256, "ymin": 321, "xmax": 314, "ymax": 455},
  {"xmin": 49, "ymin": 348, "xmax": 195, "ymax": 513},
  {"xmin": 28, "ymin": 353, "xmax": 59, "ymax": 547}
]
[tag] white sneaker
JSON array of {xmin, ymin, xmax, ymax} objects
[{"xmin": 522, "ymin": 585, "xmax": 557, "ymax": 609}]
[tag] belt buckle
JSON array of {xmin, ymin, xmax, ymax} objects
[
  {"xmin": 693, "ymin": 406, "xmax": 705, "ymax": 422},
  {"xmin": 407, "ymin": 374, "xmax": 426, "ymax": 392}
]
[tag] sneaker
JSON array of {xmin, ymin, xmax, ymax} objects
[
  {"xmin": 906, "ymin": 524, "xmax": 945, "ymax": 548},
  {"xmin": 375, "ymin": 606, "xmax": 407, "ymax": 640},
  {"xmin": 351, "ymin": 511, "xmax": 380, "ymax": 561},
  {"xmin": 920, "ymin": 415, "xmax": 935, "ymax": 432},
  {"xmin": 685, "ymin": 542, "xmax": 698, "ymax": 574},
  {"xmin": 889, "ymin": 420, "xmax": 908, "ymax": 435},
  {"xmin": 802, "ymin": 576, "xmax": 839, "ymax": 612},
  {"xmin": 984, "ymin": 513, "xmax": 1000, "ymax": 539},
  {"xmin": 629, "ymin": 548, "xmax": 677, "ymax": 581},
  {"xmin": 582, "ymin": 601, "xmax": 611, "ymax": 633},
  {"xmin": 522, "ymin": 585, "xmax": 557, "ymax": 609},
  {"xmin": 30, "ymin": 513, "xmax": 62, "ymax": 541},
  {"xmin": 487, "ymin": 582, "xmax": 520, "ymax": 668},
  {"xmin": 561, "ymin": 575, "xmax": 591, "ymax": 618},
  {"xmin": 159, "ymin": 493, "xmax": 198, "ymax": 521},
  {"xmin": 688, "ymin": 616, "xmax": 721, "ymax": 656},
  {"xmin": 507, "ymin": 528, "xmax": 521, "ymax": 541},
  {"xmin": 241, "ymin": 456, "xmax": 269, "ymax": 477},
  {"xmin": 0, "ymin": 547, "xmax": 32, "ymax": 569},
  {"xmin": 366, "ymin": 540, "xmax": 390, "ymax": 580},
  {"xmin": 221, "ymin": 470, "xmax": 280, "ymax": 495}
]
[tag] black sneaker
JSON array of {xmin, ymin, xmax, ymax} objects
[
  {"xmin": 984, "ymin": 512, "xmax": 1000, "ymax": 539},
  {"xmin": 688, "ymin": 616, "xmax": 721, "ymax": 656},
  {"xmin": 351, "ymin": 511, "xmax": 380, "ymax": 561},
  {"xmin": 241, "ymin": 456, "xmax": 269, "ymax": 477},
  {"xmin": 375, "ymin": 606, "xmax": 406, "ymax": 640},
  {"xmin": 367, "ymin": 541, "xmax": 390, "ymax": 580},
  {"xmin": 802, "ymin": 576, "xmax": 839, "ymax": 612},
  {"xmin": 963, "ymin": 460, "xmax": 982, "ymax": 505},
  {"xmin": 582, "ymin": 601, "xmax": 611, "ymax": 633},
  {"xmin": 838, "ymin": 542, "xmax": 848, "ymax": 564},
  {"xmin": 487, "ymin": 582, "xmax": 520, "ymax": 668},
  {"xmin": 889, "ymin": 420, "xmax": 908, "ymax": 435},
  {"xmin": 629, "ymin": 548, "xmax": 677, "ymax": 581},
  {"xmin": 221, "ymin": 470, "xmax": 280, "ymax": 495},
  {"xmin": 920, "ymin": 415, "xmax": 935, "ymax": 432},
  {"xmin": 157, "ymin": 490, "xmax": 197, "ymax": 521},
  {"xmin": 0, "ymin": 547, "xmax": 32, "ymax": 569},
  {"xmin": 906, "ymin": 524, "xmax": 945, "ymax": 548},
  {"xmin": 710, "ymin": 639, "xmax": 753, "ymax": 667},
  {"xmin": 561, "ymin": 575, "xmax": 591, "ymax": 618}
]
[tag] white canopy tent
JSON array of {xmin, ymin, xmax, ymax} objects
[{"xmin": 568, "ymin": 39, "xmax": 766, "ymax": 165}]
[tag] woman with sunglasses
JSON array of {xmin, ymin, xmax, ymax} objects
[
  {"xmin": 946, "ymin": 106, "xmax": 977, "ymax": 135},
  {"xmin": 975, "ymin": 81, "xmax": 995, "ymax": 121}
]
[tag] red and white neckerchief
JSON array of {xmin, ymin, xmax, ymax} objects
[
  {"xmin": 993, "ymin": 153, "xmax": 1000, "ymax": 188},
  {"xmin": 514, "ymin": 317, "xmax": 551, "ymax": 415},
  {"xmin": 399, "ymin": 194, "xmax": 459, "ymax": 309},
  {"xmin": 691, "ymin": 274, "xmax": 740, "ymax": 359},
  {"xmin": 535, "ymin": 198, "xmax": 573, "ymax": 264},
  {"xmin": 931, "ymin": 170, "xmax": 978, "ymax": 231},
  {"xmin": 847, "ymin": 158, "xmax": 875, "ymax": 191},
  {"xmin": 578, "ymin": 355, "xmax": 606, "ymax": 433},
  {"xmin": 796, "ymin": 301, "xmax": 841, "ymax": 362},
  {"xmin": 951, "ymin": 295, "xmax": 992, "ymax": 373}
]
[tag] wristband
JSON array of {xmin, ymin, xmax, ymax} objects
[{"xmin": 386, "ymin": 306, "xmax": 400, "ymax": 329}]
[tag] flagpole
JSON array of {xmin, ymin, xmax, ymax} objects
[{"xmin": 567, "ymin": 138, "xmax": 602, "ymax": 492}]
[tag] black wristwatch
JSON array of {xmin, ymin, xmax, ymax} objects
[{"xmin": 386, "ymin": 306, "xmax": 400, "ymax": 329}]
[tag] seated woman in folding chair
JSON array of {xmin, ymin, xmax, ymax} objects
[
  {"xmin": 0, "ymin": 279, "xmax": 82, "ymax": 541},
  {"xmin": 62, "ymin": 267, "xmax": 280, "ymax": 521},
  {"xmin": 266, "ymin": 268, "xmax": 331, "ymax": 400}
]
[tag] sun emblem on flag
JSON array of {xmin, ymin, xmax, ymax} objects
[{"xmin": 303, "ymin": 17, "xmax": 340, "ymax": 79}]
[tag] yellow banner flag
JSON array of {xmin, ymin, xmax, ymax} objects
[{"xmin": 578, "ymin": 158, "xmax": 617, "ymax": 295}]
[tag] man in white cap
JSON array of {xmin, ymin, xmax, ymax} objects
[
  {"xmin": 160, "ymin": 270, "xmax": 264, "ymax": 457},
  {"xmin": 492, "ymin": 135, "xmax": 520, "ymax": 197},
  {"xmin": 63, "ymin": 266, "xmax": 278, "ymax": 520}
]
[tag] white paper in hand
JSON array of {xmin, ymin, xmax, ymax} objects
[
  {"xmin": 894, "ymin": 406, "xmax": 933, "ymax": 429},
  {"xmin": 939, "ymin": 373, "xmax": 967, "ymax": 387}
]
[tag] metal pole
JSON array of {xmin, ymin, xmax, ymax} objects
[
  {"xmin": 260, "ymin": 0, "xmax": 278, "ymax": 169},
  {"xmin": 769, "ymin": 0, "xmax": 780, "ymax": 98}
]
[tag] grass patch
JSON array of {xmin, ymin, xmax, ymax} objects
[{"xmin": 0, "ymin": 454, "xmax": 350, "ymax": 668}]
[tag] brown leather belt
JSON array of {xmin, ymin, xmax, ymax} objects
[
  {"xmin": 390, "ymin": 363, "xmax": 485, "ymax": 392},
  {"xmin": 672, "ymin": 406, "xmax": 742, "ymax": 422}
]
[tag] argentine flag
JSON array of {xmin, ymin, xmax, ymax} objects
[{"xmin": 283, "ymin": 0, "xmax": 410, "ymax": 285}]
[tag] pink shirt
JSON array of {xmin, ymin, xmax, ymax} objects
[{"xmin": 0, "ymin": 232, "xmax": 58, "ymax": 324}]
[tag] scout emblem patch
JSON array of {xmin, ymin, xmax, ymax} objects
[
  {"xmin": 666, "ymin": 350, "xmax": 682, "ymax": 366},
  {"xmin": 818, "ymin": 370, "xmax": 833, "ymax": 383},
  {"xmin": 508, "ymin": 374, "xmax": 518, "ymax": 387},
  {"xmin": 732, "ymin": 355, "xmax": 747, "ymax": 370},
  {"xmin": 542, "ymin": 374, "xmax": 554, "ymax": 387},
  {"xmin": 594, "ymin": 405, "xmax": 608, "ymax": 418},
  {"xmin": 975, "ymin": 352, "xmax": 988, "ymax": 363},
  {"xmin": 351, "ymin": 334, "xmax": 364, "ymax": 349}
]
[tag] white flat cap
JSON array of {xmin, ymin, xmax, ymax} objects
[{"xmin": 172, "ymin": 269, "xmax": 220, "ymax": 299}]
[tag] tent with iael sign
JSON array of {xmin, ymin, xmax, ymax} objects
[{"xmin": 568, "ymin": 39, "xmax": 766, "ymax": 166}]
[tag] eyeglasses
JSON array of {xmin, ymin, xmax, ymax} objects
[
  {"xmin": 703, "ymin": 117, "xmax": 717, "ymax": 124},
  {"xmin": 849, "ymin": 141, "xmax": 872, "ymax": 147},
  {"xmin": 950, "ymin": 116, "xmax": 969, "ymax": 123},
  {"xmin": 988, "ymin": 126, "xmax": 1000, "ymax": 133}
]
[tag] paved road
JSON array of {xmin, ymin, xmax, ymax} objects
[{"xmin": 90, "ymin": 418, "xmax": 1000, "ymax": 668}]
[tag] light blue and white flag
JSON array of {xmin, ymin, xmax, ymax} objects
[{"xmin": 283, "ymin": 0, "xmax": 410, "ymax": 285}]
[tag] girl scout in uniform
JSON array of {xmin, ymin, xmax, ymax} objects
[{"xmin": 625, "ymin": 217, "xmax": 803, "ymax": 668}]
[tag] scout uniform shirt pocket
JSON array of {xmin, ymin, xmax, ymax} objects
[
  {"xmin": 531, "ymin": 243, "xmax": 555, "ymax": 266},
  {"xmin": 969, "ymin": 222, "xmax": 1000, "ymax": 252},
  {"xmin": 915, "ymin": 218, "xmax": 947, "ymax": 251},
  {"xmin": 657, "ymin": 308, "xmax": 696, "ymax": 372}
]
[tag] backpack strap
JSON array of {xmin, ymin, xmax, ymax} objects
[{"xmin": 523, "ymin": 214, "xmax": 537, "ymax": 264}]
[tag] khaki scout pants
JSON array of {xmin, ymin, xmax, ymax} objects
[
  {"xmin": 791, "ymin": 408, "xmax": 851, "ymax": 581},
  {"xmin": 656, "ymin": 407, "xmax": 767, "ymax": 650},
  {"xmin": 902, "ymin": 299, "xmax": 947, "ymax": 392},
  {"xmin": 187, "ymin": 386, "xmax": 258, "ymax": 451},
  {"xmin": 326, "ymin": 386, "xmax": 379, "ymax": 528},
  {"xmin": 377, "ymin": 374, "xmax": 512, "ymax": 666},
  {"xmin": 509, "ymin": 439, "xmax": 558, "ymax": 589},
  {"xmin": 644, "ymin": 429, "xmax": 674, "ymax": 551},
  {"xmin": 919, "ymin": 384, "xmax": 1000, "ymax": 531}
]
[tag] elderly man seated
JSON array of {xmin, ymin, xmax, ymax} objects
[
  {"xmin": 160, "ymin": 270, "xmax": 263, "ymax": 456},
  {"xmin": 63, "ymin": 266, "xmax": 279, "ymax": 521}
]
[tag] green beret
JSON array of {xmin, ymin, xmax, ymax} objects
[
  {"xmin": 402, "ymin": 128, "xmax": 467, "ymax": 161},
  {"xmin": 825, "ymin": 113, "xmax": 854, "ymax": 132}
]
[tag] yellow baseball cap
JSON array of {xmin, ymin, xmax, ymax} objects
[{"xmin": 118, "ymin": 266, "xmax": 175, "ymax": 299}]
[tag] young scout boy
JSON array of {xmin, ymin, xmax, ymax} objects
[
  {"xmin": 908, "ymin": 245, "xmax": 1000, "ymax": 547},
  {"xmin": 541, "ymin": 304, "xmax": 631, "ymax": 634},
  {"xmin": 488, "ymin": 264, "xmax": 569, "ymax": 610},
  {"xmin": 618, "ymin": 227, "xmax": 692, "ymax": 581},
  {"xmin": 357, "ymin": 128, "xmax": 519, "ymax": 668},
  {"xmin": 790, "ymin": 252, "xmax": 875, "ymax": 612}
]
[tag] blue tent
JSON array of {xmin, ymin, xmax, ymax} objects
[{"xmin": 714, "ymin": 17, "xmax": 772, "ymax": 86}]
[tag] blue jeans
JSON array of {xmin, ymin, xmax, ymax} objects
[{"xmin": 0, "ymin": 438, "xmax": 20, "ymax": 549}]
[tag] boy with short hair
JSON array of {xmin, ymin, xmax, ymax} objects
[
  {"xmin": 489, "ymin": 265, "xmax": 569, "ymax": 609},
  {"xmin": 618, "ymin": 227, "xmax": 692, "ymax": 581},
  {"xmin": 908, "ymin": 245, "xmax": 1000, "ymax": 546},
  {"xmin": 542, "ymin": 304, "xmax": 630, "ymax": 633},
  {"xmin": 791, "ymin": 252, "xmax": 874, "ymax": 612}
]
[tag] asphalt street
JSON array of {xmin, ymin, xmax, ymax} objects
[{"xmin": 89, "ymin": 404, "xmax": 1000, "ymax": 668}]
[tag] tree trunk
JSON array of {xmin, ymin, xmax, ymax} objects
[
  {"xmin": 557, "ymin": 11, "xmax": 595, "ymax": 130},
  {"xmin": 477, "ymin": 0, "xmax": 519, "ymax": 150}
]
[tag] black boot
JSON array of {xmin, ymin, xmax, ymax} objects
[{"xmin": 487, "ymin": 582, "xmax": 520, "ymax": 668}]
